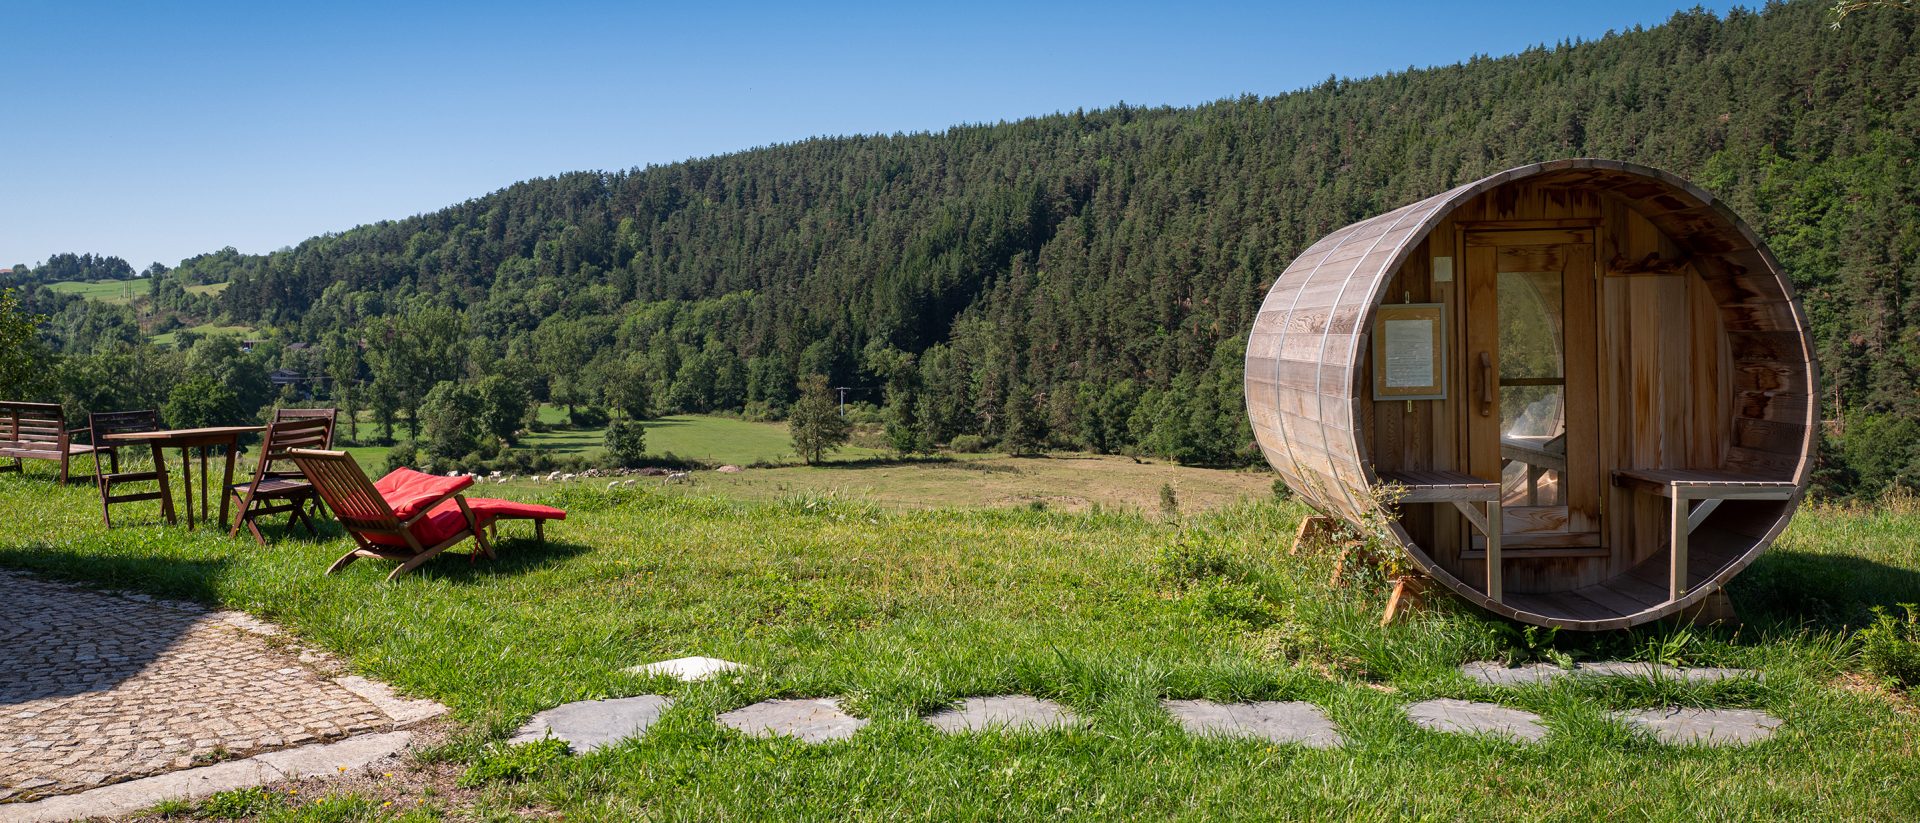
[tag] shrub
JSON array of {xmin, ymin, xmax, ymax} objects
[
  {"xmin": 604, "ymin": 419, "xmax": 648, "ymax": 468},
  {"xmin": 1159, "ymin": 483, "xmax": 1180, "ymax": 519},
  {"xmin": 569, "ymin": 405, "xmax": 610, "ymax": 428},
  {"xmin": 1155, "ymin": 532, "xmax": 1236, "ymax": 586},
  {"xmin": 459, "ymin": 738, "xmax": 569, "ymax": 788},
  {"xmin": 948, "ymin": 434, "xmax": 988, "ymax": 454},
  {"xmin": 1859, "ymin": 604, "xmax": 1920, "ymax": 690},
  {"xmin": 384, "ymin": 440, "xmax": 420, "ymax": 474}
]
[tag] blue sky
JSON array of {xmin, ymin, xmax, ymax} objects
[{"xmin": 1, "ymin": 1, "xmax": 1735, "ymax": 271}]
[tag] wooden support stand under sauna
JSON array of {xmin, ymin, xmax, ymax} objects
[{"xmin": 1244, "ymin": 159, "xmax": 1817, "ymax": 630}]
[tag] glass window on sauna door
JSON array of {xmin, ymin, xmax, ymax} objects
[{"xmin": 1496, "ymin": 271, "xmax": 1567, "ymax": 506}]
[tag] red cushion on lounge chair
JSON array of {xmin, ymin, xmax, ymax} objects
[
  {"xmin": 362, "ymin": 496, "xmax": 567, "ymax": 548},
  {"xmin": 373, "ymin": 468, "xmax": 474, "ymax": 519},
  {"xmin": 364, "ymin": 500, "xmax": 472, "ymax": 548},
  {"xmin": 464, "ymin": 498, "xmax": 567, "ymax": 522}
]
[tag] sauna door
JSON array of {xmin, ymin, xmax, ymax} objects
[{"xmin": 1463, "ymin": 231, "xmax": 1602, "ymax": 548}]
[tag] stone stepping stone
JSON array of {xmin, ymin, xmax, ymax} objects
[
  {"xmin": 1405, "ymin": 698, "xmax": 1548, "ymax": 742},
  {"xmin": 1615, "ymin": 707, "xmax": 1781, "ymax": 746},
  {"xmin": 925, "ymin": 695, "xmax": 1079, "ymax": 733},
  {"xmin": 717, "ymin": 698, "xmax": 867, "ymax": 744},
  {"xmin": 626, "ymin": 655, "xmax": 750, "ymax": 681},
  {"xmin": 1461, "ymin": 661, "xmax": 1760, "ymax": 687},
  {"xmin": 1161, "ymin": 699, "xmax": 1343, "ymax": 748},
  {"xmin": 508, "ymin": 695, "xmax": 673, "ymax": 752}
]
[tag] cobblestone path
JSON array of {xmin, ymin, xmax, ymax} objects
[{"xmin": 0, "ymin": 572, "xmax": 399, "ymax": 803}]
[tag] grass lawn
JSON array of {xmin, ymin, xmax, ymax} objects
[
  {"xmin": 46, "ymin": 278, "xmax": 149, "ymax": 305},
  {"xmin": 2, "ymin": 463, "xmax": 1918, "ymax": 820}
]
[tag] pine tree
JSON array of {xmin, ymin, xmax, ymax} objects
[{"xmin": 789, "ymin": 374, "xmax": 851, "ymax": 465}]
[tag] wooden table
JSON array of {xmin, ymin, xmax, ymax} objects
[{"xmin": 103, "ymin": 425, "xmax": 264, "ymax": 530}]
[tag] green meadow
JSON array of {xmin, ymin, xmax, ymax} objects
[
  {"xmin": 150, "ymin": 322, "xmax": 257, "ymax": 348},
  {"xmin": 0, "ymin": 461, "xmax": 1916, "ymax": 820},
  {"xmin": 519, "ymin": 408, "xmax": 886, "ymax": 466},
  {"xmin": 46, "ymin": 278, "xmax": 149, "ymax": 305}
]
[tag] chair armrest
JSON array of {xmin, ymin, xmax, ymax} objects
[{"xmin": 66, "ymin": 428, "xmax": 91, "ymax": 443}]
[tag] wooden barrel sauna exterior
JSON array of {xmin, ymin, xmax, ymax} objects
[{"xmin": 1245, "ymin": 159, "xmax": 1816, "ymax": 630}]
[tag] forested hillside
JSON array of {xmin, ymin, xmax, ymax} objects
[
  {"xmin": 2, "ymin": 253, "xmax": 144, "ymax": 285},
  {"xmin": 14, "ymin": 2, "xmax": 1920, "ymax": 493}
]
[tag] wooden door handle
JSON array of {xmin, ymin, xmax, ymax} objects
[{"xmin": 1479, "ymin": 352, "xmax": 1493, "ymax": 417}]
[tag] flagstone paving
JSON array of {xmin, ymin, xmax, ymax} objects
[
  {"xmin": 1460, "ymin": 661, "xmax": 1761, "ymax": 687},
  {"xmin": 1614, "ymin": 707, "xmax": 1782, "ymax": 746},
  {"xmin": 1404, "ymin": 698, "xmax": 1549, "ymax": 742},
  {"xmin": 0, "ymin": 571, "xmax": 443, "ymax": 804},
  {"xmin": 625, "ymin": 656, "xmax": 750, "ymax": 682},
  {"xmin": 1162, "ymin": 700, "xmax": 1344, "ymax": 748},
  {"xmin": 925, "ymin": 696, "xmax": 1078, "ymax": 733},
  {"xmin": 508, "ymin": 695, "xmax": 674, "ymax": 752},
  {"xmin": 716, "ymin": 698, "xmax": 866, "ymax": 744}
]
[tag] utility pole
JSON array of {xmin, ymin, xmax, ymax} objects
[{"xmin": 834, "ymin": 386, "xmax": 850, "ymax": 417}]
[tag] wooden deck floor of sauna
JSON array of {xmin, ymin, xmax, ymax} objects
[{"xmin": 1488, "ymin": 527, "xmax": 1751, "ymax": 630}]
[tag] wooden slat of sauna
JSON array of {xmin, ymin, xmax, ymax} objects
[{"xmin": 1688, "ymin": 271, "xmax": 1729, "ymax": 468}]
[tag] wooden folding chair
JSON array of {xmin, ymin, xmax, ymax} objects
[
  {"xmin": 272, "ymin": 407, "xmax": 338, "ymax": 442},
  {"xmin": 89, "ymin": 410, "xmax": 174, "ymax": 527},
  {"xmin": 273, "ymin": 408, "xmax": 337, "ymax": 508},
  {"xmin": 228, "ymin": 415, "xmax": 333, "ymax": 544},
  {"xmin": 286, "ymin": 448, "xmax": 496, "ymax": 581}
]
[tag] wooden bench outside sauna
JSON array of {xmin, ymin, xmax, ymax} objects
[
  {"xmin": 0, "ymin": 401, "xmax": 95, "ymax": 484},
  {"xmin": 1245, "ymin": 159, "xmax": 1817, "ymax": 631},
  {"xmin": 1377, "ymin": 470, "xmax": 1504, "ymax": 601},
  {"xmin": 1611, "ymin": 469, "xmax": 1798, "ymax": 602}
]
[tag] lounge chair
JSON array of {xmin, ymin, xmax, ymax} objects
[{"xmin": 286, "ymin": 448, "xmax": 565, "ymax": 580}]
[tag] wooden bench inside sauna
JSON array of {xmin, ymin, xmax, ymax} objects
[{"xmin": 1245, "ymin": 159, "xmax": 1816, "ymax": 630}]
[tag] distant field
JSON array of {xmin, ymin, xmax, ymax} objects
[
  {"xmin": 184, "ymin": 281, "xmax": 230, "ymax": 296},
  {"xmin": 662, "ymin": 452, "xmax": 1274, "ymax": 513},
  {"xmin": 151, "ymin": 322, "xmax": 255, "ymax": 348},
  {"xmin": 522, "ymin": 408, "xmax": 885, "ymax": 466},
  {"xmin": 47, "ymin": 278, "xmax": 148, "ymax": 304},
  {"xmin": 356, "ymin": 411, "xmax": 1259, "ymax": 513}
]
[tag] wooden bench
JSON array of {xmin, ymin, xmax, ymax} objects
[
  {"xmin": 1611, "ymin": 469, "xmax": 1799, "ymax": 602},
  {"xmin": 0, "ymin": 401, "xmax": 95, "ymax": 484},
  {"xmin": 1378, "ymin": 469, "xmax": 1505, "ymax": 602}
]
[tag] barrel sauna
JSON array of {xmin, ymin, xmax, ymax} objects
[{"xmin": 1245, "ymin": 159, "xmax": 1816, "ymax": 630}]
